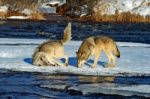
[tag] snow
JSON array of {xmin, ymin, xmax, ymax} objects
[
  {"xmin": 21, "ymin": 9, "xmax": 33, "ymax": 15},
  {"xmin": 38, "ymin": 1, "xmax": 65, "ymax": 14},
  {"xmin": 38, "ymin": 4, "xmax": 56, "ymax": 13},
  {"xmin": 47, "ymin": 1, "xmax": 60, "ymax": 5},
  {"xmin": 118, "ymin": 0, "xmax": 140, "ymax": 11},
  {"xmin": 7, "ymin": 16, "xmax": 30, "ymax": 19},
  {"xmin": 0, "ymin": 38, "xmax": 150, "ymax": 77},
  {"xmin": 0, "ymin": 6, "xmax": 8, "ymax": 13},
  {"xmin": 132, "ymin": 7, "xmax": 150, "ymax": 17},
  {"xmin": 94, "ymin": 0, "xmax": 150, "ymax": 17}
]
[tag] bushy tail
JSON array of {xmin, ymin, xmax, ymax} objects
[
  {"xmin": 62, "ymin": 22, "xmax": 72, "ymax": 44},
  {"xmin": 113, "ymin": 43, "xmax": 120, "ymax": 58},
  {"xmin": 32, "ymin": 46, "xmax": 48, "ymax": 66},
  {"xmin": 32, "ymin": 51, "xmax": 52, "ymax": 66},
  {"xmin": 32, "ymin": 51, "xmax": 44, "ymax": 65}
]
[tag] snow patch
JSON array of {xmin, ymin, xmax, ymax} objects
[
  {"xmin": 21, "ymin": 9, "xmax": 33, "ymax": 15},
  {"xmin": 47, "ymin": 1, "xmax": 60, "ymax": 5},
  {"xmin": 94, "ymin": 0, "xmax": 150, "ymax": 17},
  {"xmin": 7, "ymin": 16, "xmax": 30, "ymax": 19},
  {"xmin": 0, "ymin": 6, "xmax": 8, "ymax": 13},
  {"xmin": 38, "ymin": 4, "xmax": 56, "ymax": 13},
  {"xmin": 38, "ymin": 1, "xmax": 65, "ymax": 14},
  {"xmin": 132, "ymin": 6, "xmax": 150, "ymax": 17},
  {"xmin": 0, "ymin": 38, "xmax": 150, "ymax": 77}
]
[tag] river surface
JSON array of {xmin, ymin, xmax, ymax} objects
[
  {"xmin": 0, "ymin": 20, "xmax": 150, "ymax": 98},
  {"xmin": 0, "ymin": 70, "xmax": 150, "ymax": 99},
  {"xmin": 0, "ymin": 20, "xmax": 150, "ymax": 43}
]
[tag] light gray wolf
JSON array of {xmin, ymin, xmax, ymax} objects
[
  {"xmin": 76, "ymin": 36, "xmax": 120, "ymax": 68},
  {"xmin": 32, "ymin": 22, "xmax": 71, "ymax": 66}
]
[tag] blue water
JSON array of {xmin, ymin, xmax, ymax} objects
[
  {"xmin": 0, "ymin": 70, "xmax": 149, "ymax": 99},
  {"xmin": 0, "ymin": 20, "xmax": 150, "ymax": 43}
]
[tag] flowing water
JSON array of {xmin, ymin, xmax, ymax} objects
[{"xmin": 0, "ymin": 20, "xmax": 150, "ymax": 43}]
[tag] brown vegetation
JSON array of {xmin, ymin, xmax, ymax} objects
[
  {"xmin": 57, "ymin": 5, "xmax": 150, "ymax": 23},
  {"xmin": 91, "ymin": 10, "xmax": 150, "ymax": 23},
  {"xmin": 146, "ymin": 2, "xmax": 150, "ymax": 6},
  {"xmin": 6, "ymin": 10, "xmax": 26, "ymax": 17},
  {"xmin": 0, "ymin": 12, "xmax": 6, "ymax": 18},
  {"xmin": 31, "ymin": 12, "xmax": 45, "ymax": 20},
  {"xmin": 0, "ymin": 0, "xmax": 45, "ymax": 20},
  {"xmin": 0, "ymin": 0, "xmax": 39, "ymax": 11},
  {"xmin": 56, "ymin": 4, "xmax": 69, "ymax": 16},
  {"xmin": 57, "ymin": 0, "xmax": 150, "ymax": 23}
]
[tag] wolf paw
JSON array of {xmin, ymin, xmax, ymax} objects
[
  {"xmin": 91, "ymin": 65, "xmax": 96, "ymax": 68},
  {"xmin": 65, "ymin": 63, "xmax": 68, "ymax": 66},
  {"xmin": 105, "ymin": 64, "xmax": 115, "ymax": 68}
]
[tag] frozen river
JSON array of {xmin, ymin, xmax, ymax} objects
[{"xmin": 0, "ymin": 20, "xmax": 150, "ymax": 98}]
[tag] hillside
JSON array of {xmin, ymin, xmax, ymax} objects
[
  {"xmin": 0, "ymin": 0, "xmax": 150, "ymax": 22},
  {"xmin": 57, "ymin": 0, "xmax": 150, "ymax": 22},
  {"xmin": 0, "ymin": 0, "xmax": 65, "ymax": 20}
]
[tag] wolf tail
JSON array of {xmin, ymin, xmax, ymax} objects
[
  {"xmin": 113, "ymin": 43, "xmax": 120, "ymax": 58},
  {"xmin": 32, "ymin": 51, "xmax": 52, "ymax": 66},
  {"xmin": 32, "ymin": 51, "xmax": 43, "ymax": 65},
  {"xmin": 62, "ymin": 22, "xmax": 72, "ymax": 44},
  {"xmin": 32, "ymin": 45, "xmax": 50, "ymax": 66}
]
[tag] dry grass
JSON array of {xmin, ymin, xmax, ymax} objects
[
  {"xmin": 0, "ymin": 12, "xmax": 6, "ymax": 18},
  {"xmin": 30, "ymin": 12, "xmax": 45, "ymax": 20},
  {"xmin": 146, "ymin": 2, "xmax": 150, "ymax": 6},
  {"xmin": 1, "ymin": 0, "xmax": 39, "ymax": 11},
  {"xmin": 58, "ymin": 1, "xmax": 150, "ymax": 23},
  {"xmin": 6, "ymin": 10, "xmax": 26, "ymax": 17},
  {"xmin": 0, "ymin": 0, "xmax": 46, "ymax": 20},
  {"xmin": 79, "ymin": 10, "xmax": 150, "ymax": 23},
  {"xmin": 56, "ymin": 4, "xmax": 69, "ymax": 16},
  {"xmin": 92, "ymin": 11, "xmax": 150, "ymax": 22}
]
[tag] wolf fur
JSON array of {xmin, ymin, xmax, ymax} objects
[
  {"xmin": 76, "ymin": 36, "xmax": 120, "ymax": 68},
  {"xmin": 32, "ymin": 22, "xmax": 71, "ymax": 66}
]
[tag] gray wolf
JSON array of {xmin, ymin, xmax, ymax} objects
[
  {"xmin": 32, "ymin": 22, "xmax": 71, "ymax": 66},
  {"xmin": 76, "ymin": 36, "xmax": 120, "ymax": 68}
]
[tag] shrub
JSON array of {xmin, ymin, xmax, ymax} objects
[{"xmin": 0, "ymin": 0, "xmax": 45, "ymax": 20}]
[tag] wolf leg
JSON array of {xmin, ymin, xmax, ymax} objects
[
  {"xmin": 105, "ymin": 52, "xmax": 116, "ymax": 68},
  {"xmin": 91, "ymin": 51, "xmax": 101, "ymax": 68},
  {"xmin": 41, "ymin": 55, "xmax": 56, "ymax": 66},
  {"xmin": 50, "ymin": 57, "xmax": 66, "ymax": 66},
  {"xmin": 41, "ymin": 55, "xmax": 63, "ymax": 66},
  {"xmin": 110, "ymin": 55, "xmax": 116, "ymax": 67},
  {"xmin": 105, "ymin": 51, "xmax": 113, "ymax": 68}
]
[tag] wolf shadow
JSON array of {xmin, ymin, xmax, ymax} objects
[{"xmin": 24, "ymin": 57, "xmax": 106, "ymax": 67}]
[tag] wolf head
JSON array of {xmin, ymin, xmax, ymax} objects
[{"xmin": 76, "ymin": 51, "xmax": 90, "ymax": 68}]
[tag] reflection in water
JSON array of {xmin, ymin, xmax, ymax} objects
[
  {"xmin": 78, "ymin": 76, "xmax": 115, "ymax": 83},
  {"xmin": 37, "ymin": 74, "xmax": 115, "ymax": 85},
  {"xmin": 38, "ymin": 75, "xmax": 68, "ymax": 80},
  {"xmin": 0, "ymin": 71, "xmax": 149, "ymax": 98}
]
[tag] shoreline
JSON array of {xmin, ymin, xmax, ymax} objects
[{"xmin": 0, "ymin": 13, "xmax": 150, "ymax": 24}]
